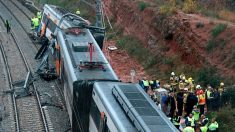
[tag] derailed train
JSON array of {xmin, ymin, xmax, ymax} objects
[{"xmin": 37, "ymin": 4, "xmax": 178, "ymax": 132}]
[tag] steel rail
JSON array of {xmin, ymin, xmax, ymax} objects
[
  {"xmin": 0, "ymin": 1, "xmax": 48, "ymax": 131},
  {"xmin": 0, "ymin": 0, "xmax": 39, "ymax": 50},
  {"xmin": 9, "ymin": 0, "xmax": 31, "ymax": 20},
  {"xmin": 0, "ymin": 40, "xmax": 20, "ymax": 132}
]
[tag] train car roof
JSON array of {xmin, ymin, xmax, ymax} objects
[
  {"xmin": 93, "ymin": 82, "xmax": 138, "ymax": 132},
  {"xmin": 57, "ymin": 27, "xmax": 118, "ymax": 81},
  {"xmin": 93, "ymin": 82, "xmax": 178, "ymax": 132},
  {"xmin": 44, "ymin": 4, "xmax": 70, "ymax": 18}
]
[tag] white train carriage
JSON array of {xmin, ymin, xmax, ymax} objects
[
  {"xmin": 40, "ymin": 4, "xmax": 89, "ymax": 39},
  {"xmin": 37, "ymin": 4, "xmax": 178, "ymax": 132}
]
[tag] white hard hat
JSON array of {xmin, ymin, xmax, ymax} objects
[
  {"xmin": 220, "ymin": 82, "xmax": 224, "ymax": 86},
  {"xmin": 76, "ymin": 10, "xmax": 81, "ymax": 15},
  {"xmin": 196, "ymin": 85, "xmax": 201, "ymax": 89},
  {"xmin": 171, "ymin": 72, "xmax": 175, "ymax": 76}
]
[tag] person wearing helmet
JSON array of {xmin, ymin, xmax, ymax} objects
[
  {"xmin": 37, "ymin": 11, "xmax": 42, "ymax": 20},
  {"xmin": 170, "ymin": 72, "xmax": 178, "ymax": 88},
  {"xmin": 76, "ymin": 9, "xmax": 81, "ymax": 15},
  {"xmin": 218, "ymin": 82, "xmax": 224, "ymax": 96},
  {"xmin": 197, "ymin": 86, "xmax": 206, "ymax": 116},
  {"xmin": 188, "ymin": 77, "xmax": 194, "ymax": 92}
]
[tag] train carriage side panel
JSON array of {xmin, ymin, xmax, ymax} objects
[
  {"xmin": 57, "ymin": 28, "xmax": 119, "ymax": 132},
  {"xmin": 57, "ymin": 30, "xmax": 77, "ymax": 125}
]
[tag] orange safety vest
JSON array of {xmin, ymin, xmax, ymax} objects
[{"xmin": 198, "ymin": 94, "xmax": 206, "ymax": 105}]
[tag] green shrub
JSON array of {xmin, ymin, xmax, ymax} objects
[
  {"xmin": 208, "ymin": 107, "xmax": 235, "ymax": 132},
  {"xmin": 138, "ymin": 1, "xmax": 149, "ymax": 11},
  {"xmin": 211, "ymin": 24, "xmax": 227, "ymax": 37},
  {"xmin": 163, "ymin": 57, "xmax": 174, "ymax": 66},
  {"xmin": 206, "ymin": 39, "xmax": 217, "ymax": 52},
  {"xmin": 206, "ymin": 39, "xmax": 227, "ymax": 52},
  {"xmin": 116, "ymin": 35, "xmax": 158, "ymax": 68},
  {"xmin": 227, "ymin": 86, "xmax": 235, "ymax": 108},
  {"xmin": 197, "ymin": 67, "xmax": 221, "ymax": 88}
]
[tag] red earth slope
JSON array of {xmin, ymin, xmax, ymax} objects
[{"xmin": 103, "ymin": 0, "xmax": 235, "ymax": 82}]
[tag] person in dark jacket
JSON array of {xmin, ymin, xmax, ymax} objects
[
  {"xmin": 177, "ymin": 91, "xmax": 184, "ymax": 116},
  {"xmin": 185, "ymin": 92, "xmax": 198, "ymax": 116},
  {"xmin": 4, "ymin": 20, "xmax": 11, "ymax": 34},
  {"xmin": 171, "ymin": 111, "xmax": 181, "ymax": 130},
  {"xmin": 167, "ymin": 92, "xmax": 176, "ymax": 118},
  {"xmin": 211, "ymin": 89, "xmax": 220, "ymax": 111}
]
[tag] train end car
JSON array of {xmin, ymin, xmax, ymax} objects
[{"xmin": 91, "ymin": 82, "xmax": 178, "ymax": 132}]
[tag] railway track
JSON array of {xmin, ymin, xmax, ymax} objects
[
  {"xmin": 0, "ymin": 6, "xmax": 48, "ymax": 132},
  {"xmin": 0, "ymin": 0, "xmax": 70, "ymax": 131},
  {"xmin": 0, "ymin": 21, "xmax": 48, "ymax": 132},
  {"xmin": 0, "ymin": 0, "xmax": 41, "ymax": 50}
]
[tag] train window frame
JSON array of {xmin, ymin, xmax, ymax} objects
[
  {"xmin": 42, "ymin": 13, "xmax": 47, "ymax": 24},
  {"xmin": 47, "ymin": 19, "xmax": 57, "ymax": 33}
]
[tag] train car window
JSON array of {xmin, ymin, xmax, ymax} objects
[
  {"xmin": 47, "ymin": 19, "xmax": 57, "ymax": 33},
  {"xmin": 42, "ymin": 13, "xmax": 47, "ymax": 24},
  {"xmin": 90, "ymin": 98, "xmax": 101, "ymax": 130}
]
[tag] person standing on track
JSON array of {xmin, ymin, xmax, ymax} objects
[{"xmin": 4, "ymin": 20, "xmax": 11, "ymax": 34}]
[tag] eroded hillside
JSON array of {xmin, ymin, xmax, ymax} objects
[{"xmin": 104, "ymin": 0, "xmax": 235, "ymax": 83}]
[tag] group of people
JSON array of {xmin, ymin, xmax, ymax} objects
[{"xmin": 139, "ymin": 72, "xmax": 226, "ymax": 132}]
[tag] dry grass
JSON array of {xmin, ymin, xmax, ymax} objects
[
  {"xmin": 218, "ymin": 9, "xmax": 235, "ymax": 22},
  {"xmin": 183, "ymin": 0, "xmax": 197, "ymax": 13}
]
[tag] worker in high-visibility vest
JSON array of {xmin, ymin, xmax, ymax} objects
[
  {"xmin": 76, "ymin": 9, "xmax": 81, "ymax": 15},
  {"xmin": 192, "ymin": 105, "xmax": 200, "ymax": 121},
  {"xmin": 206, "ymin": 86, "xmax": 213, "ymax": 111},
  {"xmin": 37, "ymin": 11, "xmax": 42, "ymax": 20},
  {"xmin": 31, "ymin": 17, "xmax": 39, "ymax": 31},
  {"xmin": 198, "ymin": 89, "xmax": 206, "ymax": 116},
  {"xmin": 185, "ymin": 113, "xmax": 195, "ymax": 128},
  {"xmin": 171, "ymin": 112, "xmax": 180, "ymax": 130},
  {"xmin": 200, "ymin": 123, "xmax": 208, "ymax": 132},
  {"xmin": 208, "ymin": 118, "xmax": 219, "ymax": 132},
  {"xmin": 142, "ymin": 77, "xmax": 149, "ymax": 92},
  {"xmin": 184, "ymin": 121, "xmax": 195, "ymax": 132}
]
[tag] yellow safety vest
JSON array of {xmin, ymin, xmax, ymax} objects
[
  {"xmin": 172, "ymin": 117, "xmax": 180, "ymax": 125},
  {"xmin": 198, "ymin": 94, "xmax": 206, "ymax": 105},
  {"xmin": 192, "ymin": 110, "xmax": 200, "ymax": 121},
  {"xmin": 149, "ymin": 80, "xmax": 154, "ymax": 85},
  {"xmin": 209, "ymin": 122, "xmax": 218, "ymax": 131},
  {"xmin": 206, "ymin": 90, "xmax": 211, "ymax": 98},
  {"xmin": 37, "ymin": 12, "xmax": 42, "ymax": 19},
  {"xmin": 143, "ymin": 80, "xmax": 149, "ymax": 87},
  {"xmin": 184, "ymin": 126, "xmax": 195, "ymax": 132},
  {"xmin": 200, "ymin": 126, "xmax": 208, "ymax": 132},
  {"xmin": 187, "ymin": 117, "xmax": 195, "ymax": 126},
  {"xmin": 34, "ymin": 18, "xmax": 39, "ymax": 27}
]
